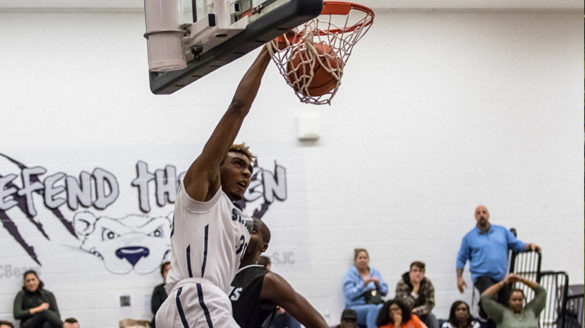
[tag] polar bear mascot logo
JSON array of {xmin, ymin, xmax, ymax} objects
[{"xmin": 73, "ymin": 211, "xmax": 172, "ymax": 274}]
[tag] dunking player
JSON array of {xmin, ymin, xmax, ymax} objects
[
  {"xmin": 230, "ymin": 218, "xmax": 328, "ymax": 328},
  {"xmin": 155, "ymin": 46, "xmax": 271, "ymax": 328}
]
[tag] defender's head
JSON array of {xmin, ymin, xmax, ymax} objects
[
  {"xmin": 249, "ymin": 218, "xmax": 271, "ymax": 253},
  {"xmin": 220, "ymin": 143, "xmax": 255, "ymax": 201},
  {"xmin": 242, "ymin": 218, "xmax": 271, "ymax": 264}
]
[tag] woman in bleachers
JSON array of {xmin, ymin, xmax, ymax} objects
[
  {"xmin": 441, "ymin": 301, "xmax": 480, "ymax": 328},
  {"xmin": 343, "ymin": 248, "xmax": 389, "ymax": 328},
  {"xmin": 480, "ymin": 274, "xmax": 546, "ymax": 328},
  {"xmin": 375, "ymin": 299, "xmax": 426, "ymax": 328},
  {"xmin": 13, "ymin": 269, "xmax": 62, "ymax": 328}
]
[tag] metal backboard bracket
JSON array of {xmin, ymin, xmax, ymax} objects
[{"xmin": 148, "ymin": 0, "xmax": 323, "ymax": 95}]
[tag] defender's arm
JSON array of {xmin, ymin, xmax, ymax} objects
[{"xmin": 261, "ymin": 272, "xmax": 329, "ymax": 328}]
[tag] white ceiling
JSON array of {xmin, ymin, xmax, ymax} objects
[{"xmin": 0, "ymin": 0, "xmax": 583, "ymax": 11}]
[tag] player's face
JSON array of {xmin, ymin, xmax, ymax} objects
[
  {"xmin": 474, "ymin": 205, "xmax": 490, "ymax": 228},
  {"xmin": 409, "ymin": 266, "xmax": 424, "ymax": 283},
  {"xmin": 24, "ymin": 273, "xmax": 40, "ymax": 292},
  {"xmin": 246, "ymin": 218, "xmax": 268, "ymax": 256},
  {"xmin": 508, "ymin": 291, "xmax": 524, "ymax": 313},
  {"xmin": 220, "ymin": 152, "xmax": 253, "ymax": 200}
]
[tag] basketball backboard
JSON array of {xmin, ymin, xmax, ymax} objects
[{"xmin": 144, "ymin": 0, "xmax": 323, "ymax": 95}]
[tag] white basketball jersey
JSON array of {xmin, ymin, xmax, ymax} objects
[{"xmin": 166, "ymin": 184, "xmax": 252, "ymax": 294}]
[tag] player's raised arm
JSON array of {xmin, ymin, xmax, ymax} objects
[
  {"xmin": 261, "ymin": 272, "xmax": 329, "ymax": 328},
  {"xmin": 183, "ymin": 46, "xmax": 272, "ymax": 201}
]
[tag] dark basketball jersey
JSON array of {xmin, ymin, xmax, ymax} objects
[{"xmin": 230, "ymin": 264, "xmax": 277, "ymax": 328}]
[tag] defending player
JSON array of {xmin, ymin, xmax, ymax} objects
[
  {"xmin": 155, "ymin": 46, "xmax": 271, "ymax": 328},
  {"xmin": 230, "ymin": 218, "xmax": 329, "ymax": 328}
]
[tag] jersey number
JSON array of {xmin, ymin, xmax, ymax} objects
[
  {"xmin": 228, "ymin": 287, "xmax": 242, "ymax": 301},
  {"xmin": 235, "ymin": 235, "xmax": 247, "ymax": 256}
]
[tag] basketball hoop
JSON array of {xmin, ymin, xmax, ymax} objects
[{"xmin": 267, "ymin": 1, "xmax": 374, "ymax": 105}]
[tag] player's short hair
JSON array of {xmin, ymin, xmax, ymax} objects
[
  {"xmin": 258, "ymin": 256, "xmax": 271, "ymax": 268},
  {"xmin": 354, "ymin": 248, "xmax": 369, "ymax": 260},
  {"xmin": 228, "ymin": 143, "xmax": 255, "ymax": 162},
  {"xmin": 160, "ymin": 261, "xmax": 170, "ymax": 277},
  {"xmin": 64, "ymin": 318, "xmax": 78, "ymax": 323},
  {"xmin": 410, "ymin": 261, "xmax": 425, "ymax": 271}
]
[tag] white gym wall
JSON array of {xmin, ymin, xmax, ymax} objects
[{"xmin": 0, "ymin": 1, "xmax": 583, "ymax": 326}]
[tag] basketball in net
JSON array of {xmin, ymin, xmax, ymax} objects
[
  {"xmin": 286, "ymin": 42, "xmax": 343, "ymax": 97},
  {"xmin": 267, "ymin": 1, "xmax": 375, "ymax": 105}
]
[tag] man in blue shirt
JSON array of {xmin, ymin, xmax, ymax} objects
[{"xmin": 456, "ymin": 205, "xmax": 540, "ymax": 318}]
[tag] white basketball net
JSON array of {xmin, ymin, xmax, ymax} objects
[{"xmin": 267, "ymin": 2, "xmax": 374, "ymax": 105}]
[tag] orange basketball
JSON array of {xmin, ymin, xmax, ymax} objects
[{"xmin": 286, "ymin": 43, "xmax": 342, "ymax": 97}]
